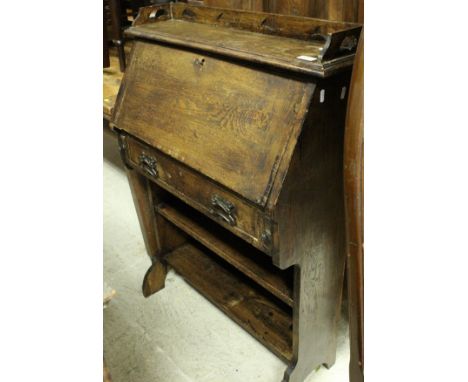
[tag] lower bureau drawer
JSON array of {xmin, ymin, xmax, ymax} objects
[{"xmin": 123, "ymin": 134, "xmax": 274, "ymax": 253}]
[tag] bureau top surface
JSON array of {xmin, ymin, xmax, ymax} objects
[
  {"xmin": 115, "ymin": 4, "xmax": 360, "ymax": 207},
  {"xmin": 126, "ymin": 3, "xmax": 362, "ymax": 77}
]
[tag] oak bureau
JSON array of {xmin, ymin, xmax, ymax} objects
[{"xmin": 111, "ymin": 3, "xmax": 361, "ymax": 381}]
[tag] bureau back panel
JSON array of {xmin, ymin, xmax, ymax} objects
[{"xmin": 114, "ymin": 41, "xmax": 314, "ymax": 206}]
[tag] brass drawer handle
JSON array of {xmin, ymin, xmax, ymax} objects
[
  {"xmin": 139, "ymin": 152, "xmax": 158, "ymax": 177},
  {"xmin": 210, "ymin": 194, "xmax": 236, "ymax": 226}
]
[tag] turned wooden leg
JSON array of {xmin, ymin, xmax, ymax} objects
[{"xmin": 283, "ymin": 240, "xmax": 346, "ymax": 382}]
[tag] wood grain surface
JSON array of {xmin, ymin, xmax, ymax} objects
[
  {"xmin": 166, "ymin": 242, "xmax": 294, "ymax": 362},
  {"xmin": 125, "ymin": 136, "xmax": 274, "ymax": 251},
  {"xmin": 204, "ymin": 0, "xmax": 263, "ymax": 11},
  {"xmin": 132, "ymin": 20, "xmax": 322, "ymax": 68},
  {"xmin": 344, "ymin": 32, "xmax": 363, "ymax": 382},
  {"xmin": 129, "ymin": 4, "xmax": 361, "ymax": 76},
  {"xmin": 275, "ymin": 72, "xmax": 351, "ymax": 382},
  {"xmin": 115, "ymin": 41, "xmax": 313, "ymax": 207},
  {"xmin": 113, "ymin": 5, "xmax": 360, "ymax": 381},
  {"xmin": 103, "ymin": 54, "xmax": 124, "ymax": 119},
  {"xmin": 203, "ymin": 0, "xmax": 363, "ymax": 22},
  {"xmin": 265, "ymin": 0, "xmax": 363, "ymax": 22},
  {"xmin": 125, "ymin": 166, "xmax": 185, "ymax": 297},
  {"xmin": 157, "ymin": 203, "xmax": 294, "ymax": 306}
]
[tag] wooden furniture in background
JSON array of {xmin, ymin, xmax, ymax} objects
[
  {"xmin": 104, "ymin": 0, "xmax": 157, "ymax": 71},
  {"xmin": 104, "ymin": 13, "xmax": 110, "ymax": 68},
  {"xmin": 112, "ymin": 4, "xmax": 362, "ymax": 381},
  {"xmin": 103, "ymin": 52, "xmax": 125, "ymax": 120},
  {"xmin": 204, "ymin": 0, "xmax": 263, "ymax": 11},
  {"xmin": 104, "ymin": 0, "xmax": 127, "ymax": 72},
  {"xmin": 198, "ymin": 0, "xmax": 363, "ymax": 22},
  {"xmin": 265, "ymin": 0, "xmax": 363, "ymax": 22},
  {"xmin": 344, "ymin": 32, "xmax": 364, "ymax": 382}
]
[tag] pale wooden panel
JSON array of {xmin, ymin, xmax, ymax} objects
[{"xmin": 103, "ymin": 55, "xmax": 123, "ymax": 119}]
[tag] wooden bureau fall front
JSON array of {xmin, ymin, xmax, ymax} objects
[{"xmin": 111, "ymin": 4, "xmax": 361, "ymax": 381}]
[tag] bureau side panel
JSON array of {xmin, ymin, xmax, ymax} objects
[{"xmin": 273, "ymin": 72, "xmax": 351, "ymax": 381}]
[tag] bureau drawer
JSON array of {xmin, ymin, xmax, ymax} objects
[{"xmin": 125, "ymin": 135, "xmax": 274, "ymax": 253}]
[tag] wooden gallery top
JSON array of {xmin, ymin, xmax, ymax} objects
[{"xmin": 111, "ymin": 3, "xmax": 361, "ymax": 382}]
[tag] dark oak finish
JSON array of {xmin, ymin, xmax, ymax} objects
[
  {"xmin": 104, "ymin": 9, "xmax": 110, "ymax": 68},
  {"xmin": 265, "ymin": 0, "xmax": 363, "ymax": 22},
  {"xmin": 104, "ymin": 0, "xmax": 127, "ymax": 72},
  {"xmin": 344, "ymin": 32, "xmax": 364, "ymax": 382},
  {"xmin": 115, "ymin": 41, "xmax": 313, "ymax": 206},
  {"xmin": 114, "ymin": 6, "xmax": 361, "ymax": 381},
  {"xmin": 123, "ymin": 152, "xmax": 186, "ymax": 297},
  {"xmin": 276, "ymin": 72, "xmax": 350, "ymax": 382},
  {"xmin": 157, "ymin": 203, "xmax": 294, "ymax": 306},
  {"xmin": 205, "ymin": 0, "xmax": 263, "ymax": 11},
  {"xmin": 204, "ymin": 0, "xmax": 363, "ymax": 22},
  {"xmin": 165, "ymin": 242, "xmax": 293, "ymax": 362},
  {"xmin": 125, "ymin": 136, "xmax": 274, "ymax": 252},
  {"xmin": 127, "ymin": 3, "xmax": 361, "ymax": 76},
  {"xmin": 125, "ymin": 167, "xmax": 167, "ymax": 296}
]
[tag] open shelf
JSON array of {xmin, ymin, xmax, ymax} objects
[
  {"xmin": 156, "ymin": 202, "xmax": 294, "ymax": 307},
  {"xmin": 165, "ymin": 242, "xmax": 293, "ymax": 362}
]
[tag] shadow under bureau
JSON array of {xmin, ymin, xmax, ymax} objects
[{"xmin": 111, "ymin": 4, "xmax": 361, "ymax": 381}]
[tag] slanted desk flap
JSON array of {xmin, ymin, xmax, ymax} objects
[{"xmin": 114, "ymin": 41, "xmax": 314, "ymax": 207}]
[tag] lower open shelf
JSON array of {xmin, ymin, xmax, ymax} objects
[
  {"xmin": 165, "ymin": 242, "xmax": 293, "ymax": 362},
  {"xmin": 157, "ymin": 202, "xmax": 294, "ymax": 307}
]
